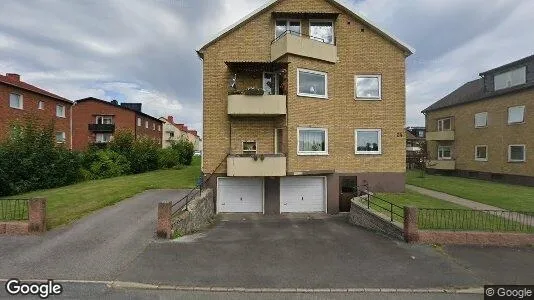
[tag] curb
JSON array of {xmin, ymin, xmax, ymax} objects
[{"xmin": 0, "ymin": 279, "xmax": 484, "ymax": 294}]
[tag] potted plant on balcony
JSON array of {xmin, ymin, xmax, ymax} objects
[{"xmin": 242, "ymin": 87, "xmax": 265, "ymax": 96}]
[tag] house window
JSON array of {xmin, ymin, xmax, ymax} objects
[
  {"xmin": 9, "ymin": 93, "xmax": 23, "ymax": 109},
  {"xmin": 417, "ymin": 130, "xmax": 425, "ymax": 138},
  {"xmin": 38, "ymin": 101, "xmax": 45, "ymax": 110},
  {"xmin": 355, "ymin": 75, "xmax": 381, "ymax": 100},
  {"xmin": 437, "ymin": 118, "xmax": 452, "ymax": 131},
  {"xmin": 55, "ymin": 132, "xmax": 66, "ymax": 143},
  {"xmin": 508, "ymin": 145, "xmax": 526, "ymax": 162},
  {"xmin": 158, "ymin": 125, "xmax": 161, "ymax": 132},
  {"xmin": 96, "ymin": 133, "xmax": 113, "ymax": 143},
  {"xmin": 494, "ymin": 66, "xmax": 526, "ymax": 91},
  {"xmin": 242, "ymin": 141, "xmax": 257, "ymax": 154},
  {"xmin": 297, "ymin": 68, "xmax": 328, "ymax": 99},
  {"xmin": 355, "ymin": 129, "xmax": 382, "ymax": 155},
  {"xmin": 475, "ymin": 145, "xmax": 488, "ymax": 161},
  {"xmin": 297, "ymin": 128, "xmax": 328, "ymax": 155},
  {"xmin": 474, "ymin": 112, "xmax": 488, "ymax": 128},
  {"xmin": 153, "ymin": 123, "xmax": 156, "ymax": 131},
  {"xmin": 145, "ymin": 121, "xmax": 148, "ymax": 128},
  {"xmin": 438, "ymin": 146, "xmax": 452, "ymax": 160},
  {"xmin": 96, "ymin": 116, "xmax": 113, "ymax": 124},
  {"xmin": 309, "ymin": 20, "xmax": 334, "ymax": 44},
  {"xmin": 56, "ymin": 105, "xmax": 65, "ymax": 118},
  {"xmin": 508, "ymin": 106, "xmax": 525, "ymax": 124},
  {"xmin": 275, "ymin": 19, "xmax": 301, "ymax": 39},
  {"xmin": 169, "ymin": 132, "xmax": 175, "ymax": 138},
  {"xmin": 137, "ymin": 117, "xmax": 141, "ymax": 127}
]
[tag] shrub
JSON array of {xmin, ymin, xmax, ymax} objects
[
  {"xmin": 171, "ymin": 139, "xmax": 195, "ymax": 166},
  {"xmin": 158, "ymin": 148, "xmax": 180, "ymax": 169},
  {"xmin": 129, "ymin": 137, "xmax": 160, "ymax": 174},
  {"xmin": 87, "ymin": 150, "xmax": 130, "ymax": 179}
]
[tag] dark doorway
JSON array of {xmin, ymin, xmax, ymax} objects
[{"xmin": 339, "ymin": 176, "xmax": 357, "ymax": 212}]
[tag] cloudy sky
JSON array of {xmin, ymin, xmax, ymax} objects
[{"xmin": 1, "ymin": 0, "xmax": 533, "ymax": 134}]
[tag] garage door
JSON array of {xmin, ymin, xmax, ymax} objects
[
  {"xmin": 217, "ymin": 178, "xmax": 263, "ymax": 213},
  {"xmin": 280, "ymin": 177, "xmax": 326, "ymax": 213}
]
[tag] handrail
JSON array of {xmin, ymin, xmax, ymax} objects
[
  {"xmin": 354, "ymin": 184, "xmax": 403, "ymax": 222},
  {"xmin": 271, "ymin": 30, "xmax": 335, "ymax": 45}
]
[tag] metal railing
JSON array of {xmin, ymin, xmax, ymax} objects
[
  {"xmin": 356, "ymin": 185, "xmax": 404, "ymax": 222},
  {"xmin": 0, "ymin": 199, "xmax": 29, "ymax": 221},
  {"xmin": 418, "ymin": 208, "xmax": 534, "ymax": 233},
  {"xmin": 271, "ymin": 30, "xmax": 335, "ymax": 45}
]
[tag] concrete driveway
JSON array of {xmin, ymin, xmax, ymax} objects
[{"xmin": 0, "ymin": 189, "xmax": 188, "ymax": 281}]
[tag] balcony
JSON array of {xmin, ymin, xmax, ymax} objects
[
  {"xmin": 88, "ymin": 124, "xmax": 115, "ymax": 133},
  {"xmin": 427, "ymin": 160, "xmax": 456, "ymax": 170},
  {"xmin": 227, "ymin": 154, "xmax": 286, "ymax": 177},
  {"xmin": 228, "ymin": 94, "xmax": 286, "ymax": 116},
  {"xmin": 426, "ymin": 131, "xmax": 455, "ymax": 141},
  {"xmin": 271, "ymin": 32, "xmax": 338, "ymax": 63}
]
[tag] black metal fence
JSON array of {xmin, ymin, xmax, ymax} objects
[
  {"xmin": 356, "ymin": 186, "xmax": 404, "ymax": 223},
  {"xmin": 0, "ymin": 199, "xmax": 29, "ymax": 221},
  {"xmin": 418, "ymin": 208, "xmax": 534, "ymax": 233}
]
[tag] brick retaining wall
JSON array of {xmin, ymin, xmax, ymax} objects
[{"xmin": 0, "ymin": 198, "xmax": 46, "ymax": 235}]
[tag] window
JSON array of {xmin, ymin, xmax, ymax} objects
[
  {"xmin": 417, "ymin": 130, "xmax": 425, "ymax": 138},
  {"xmin": 438, "ymin": 146, "xmax": 452, "ymax": 160},
  {"xmin": 96, "ymin": 116, "xmax": 113, "ymax": 124},
  {"xmin": 275, "ymin": 19, "xmax": 301, "ymax": 38},
  {"xmin": 508, "ymin": 106, "xmax": 525, "ymax": 124},
  {"xmin": 437, "ymin": 118, "xmax": 452, "ymax": 131},
  {"xmin": 297, "ymin": 68, "xmax": 328, "ymax": 99},
  {"xmin": 9, "ymin": 93, "xmax": 23, "ymax": 109},
  {"xmin": 309, "ymin": 20, "xmax": 334, "ymax": 44},
  {"xmin": 242, "ymin": 141, "xmax": 257, "ymax": 154},
  {"xmin": 494, "ymin": 66, "xmax": 526, "ymax": 91},
  {"xmin": 55, "ymin": 132, "xmax": 66, "ymax": 143},
  {"xmin": 297, "ymin": 128, "xmax": 328, "ymax": 155},
  {"xmin": 96, "ymin": 133, "xmax": 113, "ymax": 143},
  {"xmin": 355, "ymin": 129, "xmax": 382, "ymax": 155},
  {"xmin": 56, "ymin": 105, "xmax": 65, "ymax": 118},
  {"xmin": 508, "ymin": 145, "xmax": 526, "ymax": 162},
  {"xmin": 38, "ymin": 101, "xmax": 45, "ymax": 110},
  {"xmin": 475, "ymin": 145, "xmax": 488, "ymax": 161},
  {"xmin": 474, "ymin": 112, "xmax": 488, "ymax": 128},
  {"xmin": 355, "ymin": 75, "xmax": 381, "ymax": 100},
  {"xmin": 137, "ymin": 117, "xmax": 141, "ymax": 127},
  {"xmin": 158, "ymin": 125, "xmax": 161, "ymax": 132},
  {"xmin": 153, "ymin": 123, "xmax": 156, "ymax": 131},
  {"xmin": 169, "ymin": 132, "xmax": 175, "ymax": 138},
  {"xmin": 145, "ymin": 121, "xmax": 149, "ymax": 128}
]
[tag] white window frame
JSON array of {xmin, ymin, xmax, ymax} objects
[
  {"xmin": 474, "ymin": 112, "xmax": 488, "ymax": 128},
  {"xmin": 297, "ymin": 68, "xmax": 328, "ymax": 99},
  {"xmin": 9, "ymin": 93, "xmax": 23, "ymax": 110},
  {"xmin": 137, "ymin": 117, "xmax": 141, "ymax": 127},
  {"xmin": 55, "ymin": 132, "xmax": 66, "ymax": 144},
  {"xmin": 494, "ymin": 66, "xmax": 526, "ymax": 91},
  {"xmin": 242, "ymin": 141, "xmax": 257, "ymax": 154},
  {"xmin": 158, "ymin": 125, "xmax": 161, "ymax": 132},
  {"xmin": 354, "ymin": 75, "xmax": 382, "ymax": 100},
  {"xmin": 474, "ymin": 145, "xmax": 488, "ymax": 162},
  {"xmin": 508, "ymin": 106, "xmax": 525, "ymax": 124},
  {"xmin": 38, "ymin": 101, "xmax": 45, "ymax": 110},
  {"xmin": 437, "ymin": 118, "xmax": 452, "ymax": 131},
  {"xmin": 309, "ymin": 19, "xmax": 335, "ymax": 44},
  {"xmin": 95, "ymin": 133, "xmax": 113, "ymax": 144},
  {"xmin": 274, "ymin": 19, "xmax": 302, "ymax": 39},
  {"xmin": 438, "ymin": 145, "xmax": 452, "ymax": 160},
  {"xmin": 508, "ymin": 144, "xmax": 526, "ymax": 162},
  {"xmin": 56, "ymin": 105, "xmax": 66, "ymax": 118},
  {"xmin": 153, "ymin": 123, "xmax": 156, "ymax": 131},
  {"xmin": 297, "ymin": 127, "xmax": 328, "ymax": 156},
  {"xmin": 96, "ymin": 116, "xmax": 113, "ymax": 124},
  {"xmin": 145, "ymin": 120, "xmax": 149, "ymax": 129},
  {"xmin": 355, "ymin": 129, "xmax": 382, "ymax": 155}
]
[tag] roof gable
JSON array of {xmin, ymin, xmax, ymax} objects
[
  {"xmin": 197, "ymin": 0, "xmax": 414, "ymax": 56},
  {"xmin": 0, "ymin": 74, "xmax": 72, "ymax": 104}
]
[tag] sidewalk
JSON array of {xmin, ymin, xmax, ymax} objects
[{"xmin": 406, "ymin": 185, "xmax": 534, "ymax": 226}]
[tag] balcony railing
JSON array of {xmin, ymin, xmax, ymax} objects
[
  {"xmin": 426, "ymin": 131, "xmax": 455, "ymax": 141},
  {"xmin": 271, "ymin": 30, "xmax": 337, "ymax": 63},
  {"xmin": 88, "ymin": 124, "xmax": 115, "ymax": 133},
  {"xmin": 228, "ymin": 94, "xmax": 286, "ymax": 116},
  {"xmin": 227, "ymin": 154, "xmax": 286, "ymax": 177},
  {"xmin": 427, "ymin": 160, "xmax": 456, "ymax": 170}
]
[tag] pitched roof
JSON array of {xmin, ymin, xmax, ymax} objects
[
  {"xmin": 76, "ymin": 97, "xmax": 163, "ymax": 123},
  {"xmin": 0, "ymin": 74, "xmax": 72, "ymax": 104},
  {"xmin": 160, "ymin": 117, "xmax": 200, "ymax": 137},
  {"xmin": 197, "ymin": 0, "xmax": 414, "ymax": 56}
]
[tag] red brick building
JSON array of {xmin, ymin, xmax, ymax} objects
[
  {"xmin": 72, "ymin": 97, "xmax": 163, "ymax": 150},
  {"xmin": 0, "ymin": 73, "xmax": 73, "ymax": 146}
]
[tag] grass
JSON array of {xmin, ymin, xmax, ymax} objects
[
  {"xmin": 407, "ymin": 170, "xmax": 534, "ymax": 212},
  {"xmin": 1, "ymin": 157, "xmax": 201, "ymax": 229}
]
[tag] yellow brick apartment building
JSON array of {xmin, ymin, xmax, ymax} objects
[
  {"xmin": 197, "ymin": 0, "xmax": 414, "ymax": 214},
  {"xmin": 423, "ymin": 55, "xmax": 534, "ymax": 186}
]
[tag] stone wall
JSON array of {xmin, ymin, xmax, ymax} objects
[
  {"xmin": 172, "ymin": 189, "xmax": 214, "ymax": 237},
  {"xmin": 348, "ymin": 197, "xmax": 404, "ymax": 240}
]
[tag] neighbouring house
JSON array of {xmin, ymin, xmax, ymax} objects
[
  {"xmin": 406, "ymin": 127, "xmax": 426, "ymax": 169},
  {"xmin": 0, "ymin": 73, "xmax": 73, "ymax": 147},
  {"xmin": 196, "ymin": 0, "xmax": 414, "ymax": 214},
  {"xmin": 160, "ymin": 116, "xmax": 202, "ymax": 151},
  {"xmin": 72, "ymin": 97, "xmax": 163, "ymax": 150},
  {"xmin": 422, "ymin": 54, "xmax": 534, "ymax": 186}
]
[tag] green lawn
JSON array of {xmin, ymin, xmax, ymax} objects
[
  {"xmin": 1, "ymin": 160, "xmax": 201, "ymax": 229},
  {"xmin": 407, "ymin": 170, "xmax": 534, "ymax": 212}
]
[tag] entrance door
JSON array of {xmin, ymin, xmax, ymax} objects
[
  {"xmin": 339, "ymin": 176, "xmax": 357, "ymax": 212},
  {"xmin": 263, "ymin": 72, "xmax": 279, "ymax": 95}
]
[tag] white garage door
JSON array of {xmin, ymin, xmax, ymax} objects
[
  {"xmin": 217, "ymin": 178, "xmax": 263, "ymax": 213},
  {"xmin": 280, "ymin": 177, "xmax": 326, "ymax": 213}
]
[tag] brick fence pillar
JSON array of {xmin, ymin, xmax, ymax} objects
[
  {"xmin": 157, "ymin": 202, "xmax": 172, "ymax": 239},
  {"xmin": 28, "ymin": 197, "xmax": 47, "ymax": 233},
  {"xmin": 403, "ymin": 206, "xmax": 419, "ymax": 243}
]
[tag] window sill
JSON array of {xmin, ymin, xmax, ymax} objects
[
  {"xmin": 475, "ymin": 126, "xmax": 488, "ymax": 129},
  {"xmin": 354, "ymin": 98, "xmax": 382, "ymax": 101},
  {"xmin": 475, "ymin": 159, "xmax": 488, "ymax": 162},
  {"xmin": 508, "ymin": 160, "xmax": 526, "ymax": 163},
  {"xmin": 297, "ymin": 152, "xmax": 329, "ymax": 156},
  {"xmin": 355, "ymin": 152, "xmax": 382, "ymax": 155},
  {"xmin": 297, "ymin": 93, "xmax": 328, "ymax": 100},
  {"xmin": 10, "ymin": 106, "xmax": 24, "ymax": 110},
  {"xmin": 508, "ymin": 122, "xmax": 525, "ymax": 125},
  {"xmin": 56, "ymin": 116, "xmax": 66, "ymax": 119}
]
